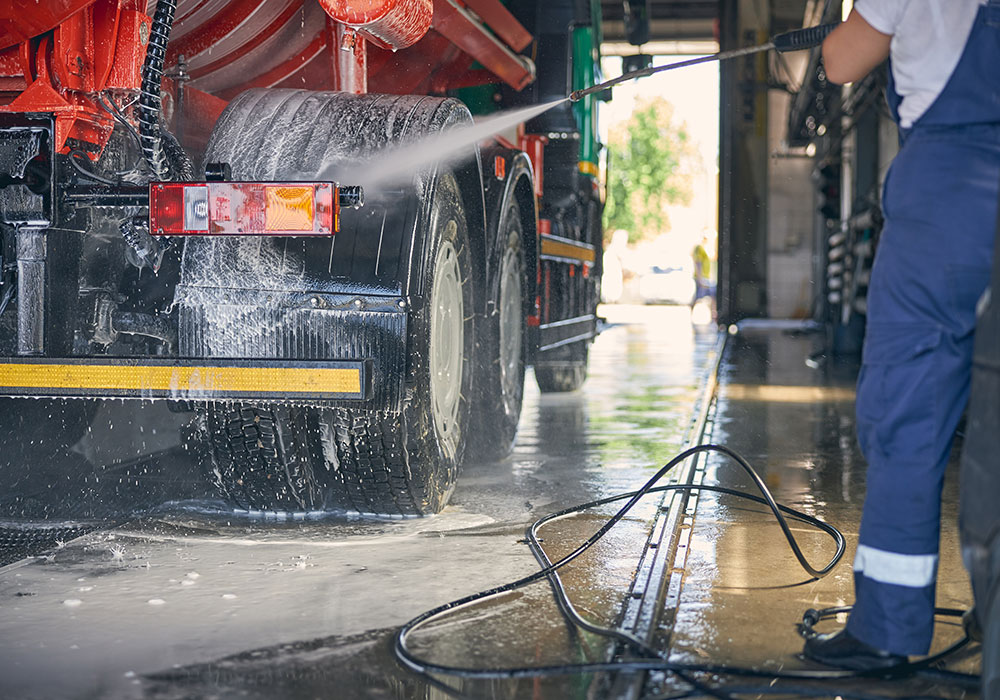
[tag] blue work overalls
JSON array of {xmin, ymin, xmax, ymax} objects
[{"xmin": 846, "ymin": 1, "xmax": 1000, "ymax": 656}]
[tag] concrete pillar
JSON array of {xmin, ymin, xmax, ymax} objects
[{"xmin": 719, "ymin": 0, "xmax": 770, "ymax": 323}]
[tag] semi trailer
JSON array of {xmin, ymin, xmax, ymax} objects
[{"xmin": 0, "ymin": 0, "xmax": 610, "ymax": 515}]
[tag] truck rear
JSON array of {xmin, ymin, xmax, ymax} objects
[{"xmin": 0, "ymin": 0, "xmax": 605, "ymax": 515}]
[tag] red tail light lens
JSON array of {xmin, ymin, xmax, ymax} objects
[{"xmin": 150, "ymin": 182, "xmax": 336, "ymax": 236}]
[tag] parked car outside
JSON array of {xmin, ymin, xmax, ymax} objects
[{"xmin": 638, "ymin": 263, "xmax": 696, "ymax": 305}]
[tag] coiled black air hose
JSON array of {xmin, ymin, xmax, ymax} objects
[
  {"xmin": 394, "ymin": 444, "xmax": 848, "ymax": 680},
  {"xmin": 160, "ymin": 128, "xmax": 196, "ymax": 181},
  {"xmin": 139, "ymin": 0, "xmax": 178, "ymax": 180}
]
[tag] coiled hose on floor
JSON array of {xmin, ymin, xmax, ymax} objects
[{"xmin": 394, "ymin": 444, "xmax": 978, "ymax": 699}]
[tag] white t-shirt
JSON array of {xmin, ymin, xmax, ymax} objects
[{"xmin": 855, "ymin": 0, "xmax": 984, "ymax": 128}]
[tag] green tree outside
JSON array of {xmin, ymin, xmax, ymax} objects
[{"xmin": 604, "ymin": 97, "xmax": 699, "ymax": 244}]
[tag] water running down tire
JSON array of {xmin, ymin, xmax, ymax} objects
[
  {"xmin": 203, "ymin": 177, "xmax": 473, "ymax": 515},
  {"xmin": 185, "ymin": 89, "xmax": 476, "ymax": 515},
  {"xmin": 325, "ymin": 172, "xmax": 474, "ymax": 514},
  {"xmin": 467, "ymin": 198, "xmax": 526, "ymax": 461}
]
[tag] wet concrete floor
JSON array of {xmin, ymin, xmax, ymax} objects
[
  {"xmin": 1, "ymin": 312, "xmax": 981, "ymax": 699},
  {"xmin": 663, "ymin": 324, "xmax": 979, "ymax": 699},
  {"xmin": 0, "ymin": 305, "xmax": 720, "ymax": 700}
]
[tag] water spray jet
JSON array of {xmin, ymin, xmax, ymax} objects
[
  {"xmin": 322, "ymin": 23, "xmax": 837, "ymax": 192},
  {"xmin": 315, "ymin": 99, "xmax": 568, "ymax": 192}
]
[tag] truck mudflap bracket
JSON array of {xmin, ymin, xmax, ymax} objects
[{"xmin": 0, "ymin": 357, "xmax": 371, "ymax": 402}]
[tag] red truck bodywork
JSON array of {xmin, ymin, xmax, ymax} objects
[{"xmin": 0, "ymin": 0, "xmax": 535, "ymax": 156}]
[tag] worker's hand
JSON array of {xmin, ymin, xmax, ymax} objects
[{"xmin": 821, "ymin": 9, "xmax": 891, "ymax": 85}]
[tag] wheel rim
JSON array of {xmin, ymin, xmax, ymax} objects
[
  {"xmin": 429, "ymin": 228, "xmax": 464, "ymax": 456},
  {"xmin": 498, "ymin": 244, "xmax": 523, "ymax": 414}
]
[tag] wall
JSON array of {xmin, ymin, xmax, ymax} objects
[{"xmin": 767, "ymin": 88, "xmax": 817, "ymax": 318}]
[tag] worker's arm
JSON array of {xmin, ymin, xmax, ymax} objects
[{"xmin": 821, "ymin": 9, "xmax": 891, "ymax": 85}]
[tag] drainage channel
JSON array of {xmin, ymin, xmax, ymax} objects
[{"xmin": 606, "ymin": 329, "xmax": 728, "ymax": 699}]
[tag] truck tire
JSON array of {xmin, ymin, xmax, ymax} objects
[
  {"xmin": 204, "ymin": 174, "xmax": 473, "ymax": 514},
  {"xmin": 185, "ymin": 89, "xmax": 476, "ymax": 515},
  {"xmin": 204, "ymin": 404, "xmax": 320, "ymax": 512},
  {"xmin": 325, "ymin": 175, "xmax": 474, "ymax": 513},
  {"xmin": 534, "ymin": 347, "xmax": 589, "ymax": 393},
  {"xmin": 467, "ymin": 199, "xmax": 526, "ymax": 461}
]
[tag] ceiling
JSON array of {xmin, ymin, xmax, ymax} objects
[
  {"xmin": 600, "ymin": 0, "xmax": 717, "ymax": 43},
  {"xmin": 600, "ymin": 0, "xmax": 813, "ymax": 44}
]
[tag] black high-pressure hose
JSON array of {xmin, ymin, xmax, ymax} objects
[
  {"xmin": 394, "ymin": 443, "xmax": 978, "ymax": 699},
  {"xmin": 393, "ymin": 445, "xmax": 845, "ymax": 679},
  {"xmin": 139, "ymin": 0, "xmax": 179, "ymax": 180}
]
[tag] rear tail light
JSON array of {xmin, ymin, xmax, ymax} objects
[{"xmin": 149, "ymin": 182, "xmax": 347, "ymax": 236}]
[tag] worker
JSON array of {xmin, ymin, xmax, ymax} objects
[
  {"xmin": 691, "ymin": 231, "xmax": 716, "ymax": 312},
  {"xmin": 803, "ymin": 1, "xmax": 1000, "ymax": 670}
]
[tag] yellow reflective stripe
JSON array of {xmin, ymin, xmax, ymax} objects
[
  {"xmin": 578, "ymin": 161, "xmax": 599, "ymax": 177},
  {"xmin": 0, "ymin": 363, "xmax": 361, "ymax": 396},
  {"xmin": 540, "ymin": 236, "xmax": 596, "ymax": 264}
]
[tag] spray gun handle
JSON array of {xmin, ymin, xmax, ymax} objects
[{"xmin": 773, "ymin": 23, "xmax": 840, "ymax": 53}]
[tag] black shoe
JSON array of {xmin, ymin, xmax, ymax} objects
[{"xmin": 803, "ymin": 629, "xmax": 907, "ymax": 672}]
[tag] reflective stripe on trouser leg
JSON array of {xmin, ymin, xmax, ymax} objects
[
  {"xmin": 854, "ymin": 545, "xmax": 937, "ymax": 587},
  {"xmin": 845, "ymin": 318, "xmax": 966, "ymax": 655}
]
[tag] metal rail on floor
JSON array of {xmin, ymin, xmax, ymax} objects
[{"xmin": 606, "ymin": 329, "xmax": 729, "ymax": 699}]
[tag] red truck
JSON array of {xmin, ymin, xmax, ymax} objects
[{"xmin": 0, "ymin": 0, "xmax": 607, "ymax": 515}]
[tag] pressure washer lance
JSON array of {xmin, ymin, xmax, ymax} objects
[{"xmin": 569, "ymin": 23, "xmax": 839, "ymax": 102}]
